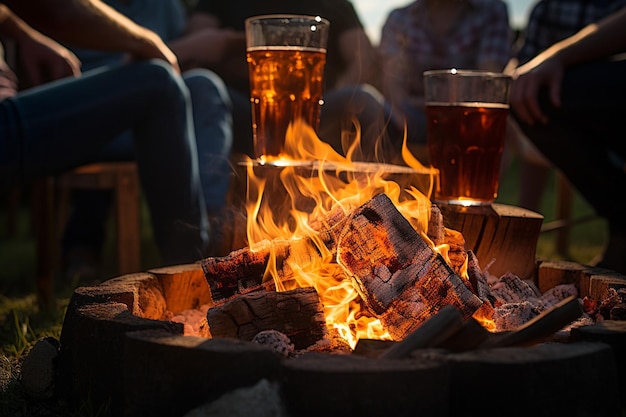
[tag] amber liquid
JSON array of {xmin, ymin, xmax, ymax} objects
[
  {"xmin": 426, "ymin": 103, "xmax": 509, "ymax": 204},
  {"xmin": 247, "ymin": 47, "xmax": 327, "ymax": 159}
]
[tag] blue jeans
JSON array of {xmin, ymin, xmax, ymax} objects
[
  {"xmin": 61, "ymin": 68, "xmax": 233, "ymax": 259},
  {"xmin": 0, "ymin": 60, "xmax": 209, "ymax": 265}
]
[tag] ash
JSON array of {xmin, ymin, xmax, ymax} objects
[
  {"xmin": 183, "ymin": 379, "xmax": 288, "ymax": 417},
  {"xmin": 162, "ymin": 304, "xmax": 212, "ymax": 337},
  {"xmin": 473, "ymin": 258, "xmax": 590, "ymax": 332}
]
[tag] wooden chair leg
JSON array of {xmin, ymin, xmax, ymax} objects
[{"xmin": 114, "ymin": 166, "xmax": 141, "ymax": 274}]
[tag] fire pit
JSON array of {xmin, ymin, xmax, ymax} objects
[
  {"xmin": 53, "ymin": 259, "xmax": 626, "ymax": 417},
  {"xmin": 51, "ymin": 131, "xmax": 626, "ymax": 416}
]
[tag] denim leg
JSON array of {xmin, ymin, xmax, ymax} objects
[
  {"xmin": 183, "ymin": 69, "xmax": 233, "ymax": 214},
  {"xmin": 3, "ymin": 60, "xmax": 208, "ymax": 264}
]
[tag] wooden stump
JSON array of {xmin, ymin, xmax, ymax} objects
[
  {"xmin": 570, "ymin": 321, "xmax": 626, "ymax": 408},
  {"xmin": 412, "ymin": 342, "xmax": 621, "ymax": 417},
  {"xmin": 438, "ymin": 203, "xmax": 543, "ymax": 280},
  {"xmin": 282, "ymin": 353, "xmax": 449, "ymax": 417}
]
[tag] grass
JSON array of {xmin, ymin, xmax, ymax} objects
[{"xmin": 0, "ymin": 156, "xmax": 608, "ymax": 416}]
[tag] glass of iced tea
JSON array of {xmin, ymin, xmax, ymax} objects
[
  {"xmin": 424, "ymin": 69, "xmax": 511, "ymax": 206},
  {"xmin": 245, "ymin": 14, "xmax": 329, "ymax": 160}
]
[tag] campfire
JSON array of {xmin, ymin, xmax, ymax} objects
[
  {"xmin": 189, "ymin": 120, "xmax": 590, "ymax": 353},
  {"xmin": 52, "ymin": 120, "xmax": 626, "ymax": 417}
]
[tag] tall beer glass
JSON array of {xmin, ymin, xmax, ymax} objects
[
  {"xmin": 245, "ymin": 14, "xmax": 329, "ymax": 160},
  {"xmin": 424, "ymin": 69, "xmax": 511, "ymax": 206}
]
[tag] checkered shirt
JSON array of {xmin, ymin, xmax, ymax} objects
[
  {"xmin": 379, "ymin": 0, "xmax": 512, "ymax": 97},
  {"xmin": 517, "ymin": 0, "xmax": 626, "ymax": 64}
]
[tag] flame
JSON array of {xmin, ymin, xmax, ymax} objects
[{"xmin": 243, "ymin": 119, "xmax": 475, "ymax": 348}]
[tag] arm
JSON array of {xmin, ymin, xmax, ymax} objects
[
  {"xmin": 0, "ymin": 40, "xmax": 18, "ymax": 99},
  {"xmin": 172, "ymin": 10, "xmax": 248, "ymax": 85},
  {"xmin": 168, "ymin": 27, "xmax": 245, "ymax": 70},
  {"xmin": 511, "ymin": 7, "xmax": 626, "ymax": 125},
  {"xmin": 2, "ymin": 0, "xmax": 179, "ymax": 71},
  {"xmin": 0, "ymin": 4, "xmax": 80, "ymax": 87}
]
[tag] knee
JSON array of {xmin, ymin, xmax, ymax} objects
[
  {"xmin": 132, "ymin": 59, "xmax": 190, "ymax": 105},
  {"xmin": 183, "ymin": 68, "xmax": 232, "ymax": 111}
]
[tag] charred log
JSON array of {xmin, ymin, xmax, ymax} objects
[
  {"xmin": 336, "ymin": 193, "xmax": 483, "ymax": 340},
  {"xmin": 207, "ymin": 287, "xmax": 327, "ymax": 350}
]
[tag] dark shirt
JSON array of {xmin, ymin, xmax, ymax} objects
[{"xmin": 192, "ymin": 0, "xmax": 364, "ymax": 89}]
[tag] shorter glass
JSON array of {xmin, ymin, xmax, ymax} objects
[{"xmin": 424, "ymin": 69, "xmax": 511, "ymax": 206}]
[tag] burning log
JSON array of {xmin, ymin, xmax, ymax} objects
[
  {"xmin": 336, "ymin": 193, "xmax": 484, "ymax": 340},
  {"xmin": 201, "ymin": 193, "xmax": 463, "ymax": 305},
  {"xmin": 207, "ymin": 287, "xmax": 327, "ymax": 350},
  {"xmin": 201, "ymin": 192, "xmax": 492, "ymax": 345},
  {"xmin": 201, "ymin": 237, "xmax": 329, "ymax": 303}
]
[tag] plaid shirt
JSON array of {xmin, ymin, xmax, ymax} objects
[
  {"xmin": 518, "ymin": 0, "xmax": 626, "ymax": 64},
  {"xmin": 379, "ymin": 0, "xmax": 512, "ymax": 98}
]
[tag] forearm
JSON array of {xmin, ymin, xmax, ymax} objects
[
  {"xmin": 531, "ymin": 7, "xmax": 626, "ymax": 69},
  {"xmin": 0, "ymin": 4, "xmax": 40, "ymax": 41},
  {"xmin": 3, "ymin": 0, "xmax": 168, "ymax": 59}
]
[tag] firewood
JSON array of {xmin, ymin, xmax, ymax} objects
[
  {"xmin": 201, "ymin": 236, "xmax": 331, "ymax": 304},
  {"xmin": 427, "ymin": 204, "xmax": 445, "ymax": 245},
  {"xmin": 352, "ymin": 339, "xmax": 395, "ymax": 358},
  {"xmin": 201, "ymin": 203, "xmax": 352, "ymax": 304},
  {"xmin": 379, "ymin": 305, "xmax": 464, "ymax": 358},
  {"xmin": 337, "ymin": 193, "xmax": 484, "ymax": 340},
  {"xmin": 436, "ymin": 317, "xmax": 491, "ymax": 352},
  {"xmin": 207, "ymin": 287, "xmax": 327, "ymax": 350},
  {"xmin": 442, "ymin": 227, "xmax": 467, "ymax": 275},
  {"xmin": 438, "ymin": 203, "xmax": 543, "ymax": 280}
]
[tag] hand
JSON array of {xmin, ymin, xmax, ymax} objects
[
  {"xmin": 510, "ymin": 55, "xmax": 564, "ymax": 126},
  {"xmin": 124, "ymin": 28, "xmax": 181, "ymax": 73},
  {"xmin": 0, "ymin": 56, "xmax": 18, "ymax": 99},
  {"xmin": 17, "ymin": 32, "xmax": 81, "ymax": 87}
]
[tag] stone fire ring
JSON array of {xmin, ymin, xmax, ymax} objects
[{"xmin": 53, "ymin": 263, "xmax": 623, "ymax": 417}]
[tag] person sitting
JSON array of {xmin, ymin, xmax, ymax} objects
[
  {"xmin": 378, "ymin": 0, "xmax": 512, "ymax": 162},
  {"xmin": 510, "ymin": 5, "xmax": 626, "ymax": 274},
  {"xmin": 510, "ymin": 0, "xmax": 626, "ymax": 211},
  {"xmin": 173, "ymin": 0, "xmax": 401, "ymax": 163},
  {"xmin": 60, "ymin": 0, "xmax": 237, "ymax": 280},
  {"xmin": 0, "ymin": 0, "xmax": 210, "ymax": 268}
]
